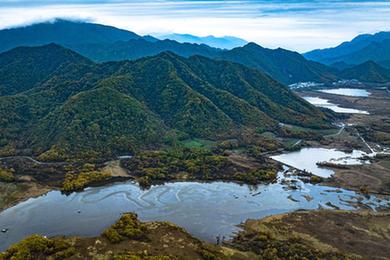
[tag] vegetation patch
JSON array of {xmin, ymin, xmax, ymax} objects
[
  {"xmin": 121, "ymin": 147, "xmax": 277, "ymax": 187},
  {"xmin": 0, "ymin": 235, "xmax": 76, "ymax": 260},
  {"xmin": 0, "ymin": 168, "xmax": 15, "ymax": 182},
  {"xmin": 103, "ymin": 213, "xmax": 147, "ymax": 243},
  {"xmin": 61, "ymin": 170, "xmax": 111, "ymax": 192}
]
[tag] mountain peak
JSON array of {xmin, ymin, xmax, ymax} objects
[{"xmin": 242, "ymin": 42, "xmax": 264, "ymax": 50}]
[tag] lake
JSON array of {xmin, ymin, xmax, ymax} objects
[
  {"xmin": 303, "ymin": 96, "xmax": 369, "ymax": 114},
  {"xmin": 0, "ymin": 166, "xmax": 387, "ymax": 251},
  {"xmin": 319, "ymin": 88, "xmax": 371, "ymax": 97},
  {"xmin": 271, "ymin": 147, "xmax": 370, "ymax": 178}
]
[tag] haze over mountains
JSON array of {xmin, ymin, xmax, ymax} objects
[
  {"xmin": 0, "ymin": 44, "xmax": 329, "ymax": 159},
  {"xmin": 304, "ymin": 31, "xmax": 390, "ymax": 69},
  {"xmin": 160, "ymin": 34, "xmax": 247, "ymax": 49}
]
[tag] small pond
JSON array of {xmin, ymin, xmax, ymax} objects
[
  {"xmin": 271, "ymin": 147, "xmax": 370, "ymax": 178},
  {"xmin": 319, "ymin": 88, "xmax": 370, "ymax": 97},
  {"xmin": 303, "ymin": 96, "xmax": 369, "ymax": 114}
]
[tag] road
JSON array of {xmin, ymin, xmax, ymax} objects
[{"xmin": 0, "ymin": 156, "xmax": 66, "ymax": 165}]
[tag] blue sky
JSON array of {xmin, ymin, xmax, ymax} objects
[{"xmin": 0, "ymin": 0, "xmax": 389, "ymax": 52}]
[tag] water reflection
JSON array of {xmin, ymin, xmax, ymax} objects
[
  {"xmin": 271, "ymin": 147, "xmax": 369, "ymax": 178},
  {"xmin": 0, "ymin": 167, "xmax": 388, "ymax": 251},
  {"xmin": 319, "ymin": 88, "xmax": 370, "ymax": 97},
  {"xmin": 304, "ymin": 96, "xmax": 369, "ymax": 114}
]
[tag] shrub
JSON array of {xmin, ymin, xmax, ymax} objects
[
  {"xmin": 61, "ymin": 170, "xmax": 111, "ymax": 192},
  {"xmin": 0, "ymin": 235, "xmax": 75, "ymax": 260},
  {"xmin": 103, "ymin": 213, "xmax": 147, "ymax": 243},
  {"xmin": 0, "ymin": 168, "xmax": 15, "ymax": 182}
]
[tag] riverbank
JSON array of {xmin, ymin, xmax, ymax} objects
[
  {"xmin": 229, "ymin": 210, "xmax": 390, "ymax": 259},
  {"xmin": 0, "ymin": 182, "xmax": 51, "ymax": 212}
]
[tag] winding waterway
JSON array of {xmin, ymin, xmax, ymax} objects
[{"xmin": 0, "ymin": 166, "xmax": 388, "ymax": 251}]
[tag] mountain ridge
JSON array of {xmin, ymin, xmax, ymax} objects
[
  {"xmin": 0, "ymin": 44, "xmax": 330, "ymax": 160},
  {"xmin": 0, "ymin": 20, "xmax": 339, "ymax": 85},
  {"xmin": 304, "ymin": 31, "xmax": 390, "ymax": 67}
]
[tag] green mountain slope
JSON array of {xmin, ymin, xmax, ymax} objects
[
  {"xmin": 69, "ymin": 38, "xmax": 221, "ymax": 62},
  {"xmin": 0, "ymin": 43, "xmax": 93, "ymax": 95},
  {"xmin": 0, "ymin": 44, "xmax": 329, "ymax": 160},
  {"xmin": 215, "ymin": 43, "xmax": 338, "ymax": 85},
  {"xmin": 339, "ymin": 61, "xmax": 390, "ymax": 83},
  {"xmin": 31, "ymin": 86, "xmax": 165, "ymax": 160}
]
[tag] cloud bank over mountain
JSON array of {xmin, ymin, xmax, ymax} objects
[{"xmin": 0, "ymin": 0, "xmax": 389, "ymax": 52}]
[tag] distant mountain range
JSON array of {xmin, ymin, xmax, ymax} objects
[
  {"xmin": 0, "ymin": 44, "xmax": 329, "ymax": 160},
  {"xmin": 160, "ymin": 33, "xmax": 247, "ymax": 49},
  {"xmin": 0, "ymin": 20, "xmax": 339, "ymax": 85},
  {"xmin": 338, "ymin": 61, "xmax": 390, "ymax": 83},
  {"xmin": 304, "ymin": 32, "xmax": 390, "ymax": 69},
  {"xmin": 0, "ymin": 19, "xmax": 153, "ymax": 53}
]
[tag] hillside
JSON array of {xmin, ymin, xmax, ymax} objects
[
  {"xmin": 339, "ymin": 61, "xmax": 390, "ymax": 83},
  {"xmin": 69, "ymin": 38, "xmax": 221, "ymax": 62},
  {"xmin": 0, "ymin": 20, "xmax": 338, "ymax": 85},
  {"xmin": 304, "ymin": 31, "xmax": 390, "ymax": 66},
  {"xmin": 0, "ymin": 44, "xmax": 329, "ymax": 160},
  {"xmin": 215, "ymin": 43, "xmax": 338, "ymax": 84},
  {"xmin": 0, "ymin": 43, "xmax": 93, "ymax": 95},
  {"xmin": 69, "ymin": 41, "xmax": 339, "ymax": 85}
]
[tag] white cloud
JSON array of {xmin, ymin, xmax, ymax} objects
[{"xmin": 0, "ymin": 1, "xmax": 389, "ymax": 52}]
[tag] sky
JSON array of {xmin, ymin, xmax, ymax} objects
[{"xmin": 0, "ymin": 0, "xmax": 389, "ymax": 52}]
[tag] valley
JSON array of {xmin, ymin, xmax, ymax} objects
[
  {"xmin": 1, "ymin": 81, "xmax": 390, "ymax": 258},
  {"xmin": 0, "ymin": 19, "xmax": 389, "ymax": 259}
]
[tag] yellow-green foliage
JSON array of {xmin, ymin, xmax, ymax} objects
[
  {"xmin": 234, "ymin": 169, "xmax": 277, "ymax": 184},
  {"xmin": 103, "ymin": 213, "xmax": 147, "ymax": 243},
  {"xmin": 0, "ymin": 234, "xmax": 75, "ymax": 260},
  {"xmin": 62, "ymin": 170, "xmax": 111, "ymax": 192},
  {"xmin": 0, "ymin": 168, "xmax": 15, "ymax": 182},
  {"xmin": 310, "ymin": 175, "xmax": 322, "ymax": 183},
  {"xmin": 123, "ymin": 147, "xmax": 277, "ymax": 186},
  {"xmin": 37, "ymin": 146, "xmax": 66, "ymax": 162}
]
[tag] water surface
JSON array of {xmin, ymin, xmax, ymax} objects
[
  {"xmin": 304, "ymin": 96, "xmax": 369, "ymax": 114},
  {"xmin": 0, "ymin": 169, "xmax": 387, "ymax": 251},
  {"xmin": 319, "ymin": 88, "xmax": 370, "ymax": 97},
  {"xmin": 271, "ymin": 147, "xmax": 369, "ymax": 178}
]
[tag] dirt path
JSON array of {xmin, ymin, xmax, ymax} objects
[
  {"xmin": 102, "ymin": 160, "xmax": 129, "ymax": 177},
  {"xmin": 227, "ymin": 153, "xmax": 262, "ymax": 170}
]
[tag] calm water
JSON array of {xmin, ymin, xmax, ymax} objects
[
  {"xmin": 0, "ymin": 167, "xmax": 388, "ymax": 250},
  {"xmin": 304, "ymin": 96, "xmax": 369, "ymax": 114},
  {"xmin": 271, "ymin": 147, "xmax": 370, "ymax": 178},
  {"xmin": 319, "ymin": 88, "xmax": 370, "ymax": 97}
]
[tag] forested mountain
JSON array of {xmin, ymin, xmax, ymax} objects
[
  {"xmin": 0, "ymin": 43, "xmax": 93, "ymax": 95},
  {"xmin": 0, "ymin": 19, "xmax": 148, "ymax": 53},
  {"xmin": 339, "ymin": 61, "xmax": 390, "ymax": 83},
  {"xmin": 304, "ymin": 31, "xmax": 390, "ymax": 67},
  {"xmin": 0, "ymin": 20, "xmax": 339, "ymax": 85},
  {"xmin": 0, "ymin": 44, "xmax": 329, "ymax": 160},
  {"xmin": 214, "ymin": 43, "xmax": 338, "ymax": 84},
  {"xmin": 69, "ymin": 41, "xmax": 339, "ymax": 84},
  {"xmin": 69, "ymin": 38, "xmax": 221, "ymax": 62},
  {"xmin": 161, "ymin": 34, "xmax": 247, "ymax": 49}
]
